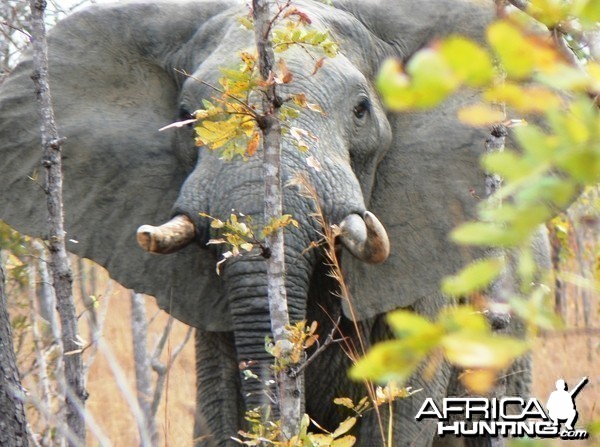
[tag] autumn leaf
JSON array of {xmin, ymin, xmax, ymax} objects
[
  {"xmin": 247, "ymin": 131, "xmax": 260, "ymax": 156},
  {"xmin": 332, "ymin": 417, "xmax": 356, "ymax": 438}
]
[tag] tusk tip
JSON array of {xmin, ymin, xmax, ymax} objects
[{"xmin": 137, "ymin": 225, "xmax": 158, "ymax": 253}]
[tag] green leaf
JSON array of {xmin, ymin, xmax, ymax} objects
[
  {"xmin": 438, "ymin": 306, "xmax": 489, "ymax": 334},
  {"xmin": 406, "ymin": 48, "xmax": 459, "ymax": 108},
  {"xmin": 510, "ymin": 288, "xmax": 563, "ymax": 330},
  {"xmin": 451, "ymin": 222, "xmax": 523, "ymax": 247},
  {"xmin": 481, "ymin": 150, "xmax": 532, "ymax": 182},
  {"xmin": 349, "ymin": 337, "xmax": 435, "ymax": 383},
  {"xmin": 528, "ymin": 0, "xmax": 571, "ymax": 27},
  {"xmin": 579, "ymin": 0, "xmax": 600, "ymax": 24},
  {"xmin": 441, "ymin": 258, "xmax": 505, "ymax": 298},
  {"xmin": 513, "ymin": 125, "xmax": 556, "ymax": 162},
  {"xmin": 376, "ymin": 59, "xmax": 414, "ymax": 110},
  {"xmin": 439, "ymin": 36, "xmax": 494, "ymax": 86},
  {"xmin": 386, "ymin": 310, "xmax": 437, "ymax": 338}
]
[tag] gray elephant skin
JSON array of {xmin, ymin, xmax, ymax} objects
[{"xmin": 0, "ymin": 1, "xmax": 536, "ymax": 446}]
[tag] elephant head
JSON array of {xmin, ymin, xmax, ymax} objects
[{"xmin": 0, "ymin": 0, "xmax": 505, "ymax": 445}]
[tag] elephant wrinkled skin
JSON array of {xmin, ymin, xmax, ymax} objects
[{"xmin": 0, "ymin": 1, "xmax": 547, "ymax": 446}]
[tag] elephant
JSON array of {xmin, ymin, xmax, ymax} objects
[{"xmin": 0, "ymin": 0, "xmax": 550, "ymax": 446}]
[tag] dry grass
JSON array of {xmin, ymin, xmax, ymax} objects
[
  {"xmin": 530, "ymin": 284, "xmax": 599, "ymax": 446},
  {"xmin": 82, "ymin": 279, "xmax": 195, "ymax": 446},
  {"xmin": 9, "ymin": 250, "xmax": 598, "ymax": 446}
]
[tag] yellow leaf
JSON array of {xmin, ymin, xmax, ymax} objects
[
  {"xmin": 332, "ymin": 417, "xmax": 357, "ymax": 438},
  {"xmin": 484, "ymin": 83, "xmax": 562, "ymax": 113},
  {"xmin": 309, "ymin": 434, "xmax": 333, "ymax": 446},
  {"xmin": 487, "ymin": 21, "xmax": 561, "ymax": 79},
  {"xmin": 333, "ymin": 397, "xmax": 354, "ymax": 409},
  {"xmin": 442, "ymin": 333, "xmax": 528, "ymax": 370},
  {"xmin": 458, "ymin": 103, "xmax": 505, "ymax": 127},
  {"xmin": 332, "ymin": 435, "xmax": 356, "ymax": 447},
  {"xmin": 240, "ymin": 243, "xmax": 253, "ymax": 252},
  {"xmin": 460, "ymin": 369, "xmax": 497, "ymax": 394}
]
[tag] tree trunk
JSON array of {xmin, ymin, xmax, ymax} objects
[
  {"xmin": 130, "ymin": 292, "xmax": 157, "ymax": 447},
  {"xmin": 0, "ymin": 261, "xmax": 29, "ymax": 447},
  {"xmin": 252, "ymin": 0, "xmax": 303, "ymax": 438},
  {"xmin": 29, "ymin": 1, "xmax": 87, "ymax": 445}
]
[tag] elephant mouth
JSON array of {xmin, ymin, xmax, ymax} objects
[{"xmin": 137, "ymin": 211, "xmax": 390, "ymax": 264}]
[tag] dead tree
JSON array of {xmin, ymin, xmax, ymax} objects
[
  {"xmin": 28, "ymin": 1, "xmax": 86, "ymax": 444},
  {"xmin": 0, "ymin": 262, "xmax": 29, "ymax": 447}
]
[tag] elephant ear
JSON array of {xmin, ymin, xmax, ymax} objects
[
  {"xmin": 0, "ymin": 0, "xmax": 236, "ymax": 331},
  {"xmin": 332, "ymin": 0, "xmax": 496, "ymax": 319}
]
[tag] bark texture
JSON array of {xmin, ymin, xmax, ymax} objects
[
  {"xmin": 0, "ymin": 263, "xmax": 29, "ymax": 447},
  {"xmin": 252, "ymin": 0, "xmax": 303, "ymax": 437},
  {"xmin": 29, "ymin": 1, "xmax": 87, "ymax": 444},
  {"xmin": 130, "ymin": 292, "xmax": 157, "ymax": 447}
]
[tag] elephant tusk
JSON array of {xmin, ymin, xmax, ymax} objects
[
  {"xmin": 338, "ymin": 211, "xmax": 390, "ymax": 264},
  {"xmin": 137, "ymin": 214, "xmax": 196, "ymax": 254}
]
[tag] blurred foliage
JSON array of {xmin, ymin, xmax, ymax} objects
[
  {"xmin": 351, "ymin": 307, "xmax": 528, "ymax": 394},
  {"xmin": 353, "ymin": 0, "xmax": 600, "ymax": 393}
]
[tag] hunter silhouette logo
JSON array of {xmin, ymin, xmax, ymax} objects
[
  {"xmin": 546, "ymin": 377, "xmax": 588, "ymax": 431},
  {"xmin": 415, "ymin": 376, "xmax": 590, "ymax": 440}
]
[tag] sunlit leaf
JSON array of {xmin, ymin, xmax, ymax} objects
[
  {"xmin": 386, "ymin": 310, "xmax": 437, "ymax": 338},
  {"xmin": 451, "ymin": 222, "xmax": 523, "ymax": 247},
  {"xmin": 485, "ymin": 83, "xmax": 562, "ymax": 113},
  {"xmin": 512, "ymin": 124, "xmax": 556, "ymax": 162},
  {"xmin": 441, "ymin": 257, "xmax": 505, "ymax": 298},
  {"xmin": 333, "ymin": 397, "xmax": 354, "ymax": 409},
  {"xmin": 309, "ymin": 433, "xmax": 333, "ymax": 445},
  {"xmin": 439, "ymin": 36, "xmax": 494, "ymax": 86},
  {"xmin": 376, "ymin": 59, "xmax": 414, "ymax": 110},
  {"xmin": 487, "ymin": 21, "xmax": 560, "ymax": 79},
  {"xmin": 579, "ymin": 0, "xmax": 600, "ymax": 24},
  {"xmin": 481, "ymin": 150, "xmax": 533, "ymax": 182},
  {"xmin": 458, "ymin": 103, "xmax": 505, "ymax": 127},
  {"xmin": 487, "ymin": 21, "xmax": 534, "ymax": 79},
  {"xmin": 332, "ymin": 435, "xmax": 356, "ymax": 447},
  {"xmin": 442, "ymin": 332, "xmax": 528, "ymax": 369},
  {"xmin": 528, "ymin": 0, "xmax": 571, "ymax": 27},
  {"xmin": 460, "ymin": 368, "xmax": 497, "ymax": 394},
  {"xmin": 406, "ymin": 48, "xmax": 459, "ymax": 108},
  {"xmin": 510, "ymin": 288, "xmax": 563, "ymax": 330},
  {"xmin": 332, "ymin": 417, "xmax": 356, "ymax": 438},
  {"xmin": 349, "ymin": 338, "xmax": 434, "ymax": 383},
  {"xmin": 438, "ymin": 306, "xmax": 489, "ymax": 333}
]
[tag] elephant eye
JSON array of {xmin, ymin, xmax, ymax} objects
[{"xmin": 353, "ymin": 98, "xmax": 370, "ymax": 119}]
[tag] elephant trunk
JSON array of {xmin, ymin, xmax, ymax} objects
[
  {"xmin": 338, "ymin": 211, "xmax": 389, "ymax": 264},
  {"xmin": 223, "ymin": 244, "xmax": 311, "ymax": 413}
]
